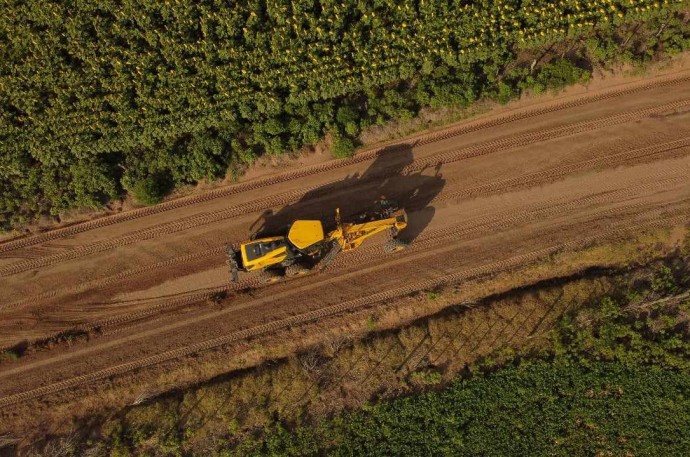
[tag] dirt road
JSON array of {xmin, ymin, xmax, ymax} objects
[{"xmin": 2, "ymin": 69, "xmax": 690, "ymax": 427}]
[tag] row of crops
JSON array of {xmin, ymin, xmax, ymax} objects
[{"xmin": 1, "ymin": 0, "xmax": 688, "ymax": 227}]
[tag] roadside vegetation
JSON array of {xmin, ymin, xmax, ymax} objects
[
  {"xmin": 2, "ymin": 1, "xmax": 689, "ymax": 229},
  {"xmin": 37, "ymin": 239, "xmax": 690, "ymax": 456},
  {"xmin": 238, "ymin": 269, "xmax": 690, "ymax": 456},
  {"xmin": 242, "ymin": 363, "xmax": 690, "ymax": 455}
]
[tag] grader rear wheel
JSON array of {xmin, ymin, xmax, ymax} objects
[
  {"xmin": 258, "ymin": 269, "xmax": 283, "ymax": 284},
  {"xmin": 384, "ymin": 238, "xmax": 408, "ymax": 253},
  {"xmin": 285, "ymin": 264, "xmax": 310, "ymax": 277}
]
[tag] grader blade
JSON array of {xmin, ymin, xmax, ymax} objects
[{"xmin": 315, "ymin": 241, "xmax": 342, "ymax": 271}]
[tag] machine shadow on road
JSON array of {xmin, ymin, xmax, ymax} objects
[{"xmin": 249, "ymin": 144, "xmax": 446, "ymax": 245}]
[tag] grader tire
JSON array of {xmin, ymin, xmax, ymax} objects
[
  {"xmin": 384, "ymin": 239, "xmax": 408, "ymax": 253},
  {"xmin": 258, "ymin": 269, "xmax": 283, "ymax": 284},
  {"xmin": 285, "ymin": 264, "xmax": 310, "ymax": 277}
]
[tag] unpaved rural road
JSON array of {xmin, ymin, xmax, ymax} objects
[{"xmin": 2, "ymin": 70, "xmax": 690, "ymax": 425}]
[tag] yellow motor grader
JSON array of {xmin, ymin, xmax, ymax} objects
[{"xmin": 227, "ymin": 201, "xmax": 408, "ymax": 282}]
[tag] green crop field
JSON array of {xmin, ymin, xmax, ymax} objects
[
  {"xmin": 1, "ymin": 0, "xmax": 689, "ymax": 228},
  {"xmin": 238, "ymin": 362, "xmax": 690, "ymax": 456}
]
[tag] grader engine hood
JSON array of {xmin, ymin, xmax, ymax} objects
[{"xmin": 287, "ymin": 220, "xmax": 325, "ymax": 251}]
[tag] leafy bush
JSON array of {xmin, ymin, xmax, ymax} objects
[
  {"xmin": 552, "ymin": 295, "xmax": 690, "ymax": 370},
  {"xmin": 331, "ymin": 134, "xmax": 357, "ymax": 159},
  {"xmin": 409, "ymin": 369, "xmax": 442, "ymax": 386},
  {"xmin": 128, "ymin": 173, "xmax": 174, "ymax": 206},
  {"xmin": 521, "ymin": 59, "xmax": 592, "ymax": 95},
  {"xmin": 496, "ymin": 81, "xmax": 517, "ymax": 104}
]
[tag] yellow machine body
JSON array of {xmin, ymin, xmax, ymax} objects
[
  {"xmin": 228, "ymin": 204, "xmax": 408, "ymax": 281},
  {"xmin": 328, "ymin": 208, "xmax": 407, "ymax": 251},
  {"xmin": 288, "ymin": 220, "xmax": 325, "ymax": 250}
]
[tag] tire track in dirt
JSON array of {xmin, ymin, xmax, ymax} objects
[
  {"xmin": 438, "ymin": 137, "xmax": 690, "ymax": 202},
  {"xmin": 329, "ymin": 171, "xmax": 690, "ymax": 269},
  {"xmin": 2, "ymin": 99, "xmax": 689, "ymax": 278},
  {"xmin": 0, "ymin": 247, "xmax": 226, "ymax": 312},
  {"xmin": 4, "ymin": 135, "xmax": 688, "ymax": 313},
  {"xmin": 1, "ymin": 71, "xmax": 689, "ymax": 257},
  {"xmin": 1, "ymin": 214, "xmax": 687, "ymax": 409},
  {"xmin": 101, "ymin": 169, "xmax": 690, "ymax": 329},
  {"xmin": 20, "ymin": 167, "xmax": 687, "ymax": 346}
]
